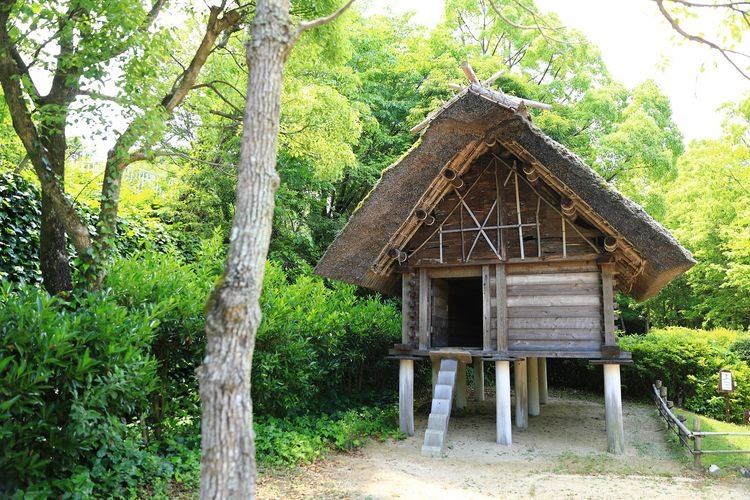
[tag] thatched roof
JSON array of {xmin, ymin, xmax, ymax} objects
[{"xmin": 315, "ymin": 85, "xmax": 695, "ymax": 301}]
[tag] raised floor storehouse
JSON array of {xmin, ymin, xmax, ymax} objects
[{"xmin": 315, "ymin": 80, "xmax": 695, "ymax": 456}]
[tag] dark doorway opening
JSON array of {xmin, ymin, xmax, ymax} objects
[{"xmin": 432, "ymin": 277, "xmax": 483, "ymax": 348}]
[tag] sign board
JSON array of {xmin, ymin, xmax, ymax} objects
[{"xmin": 719, "ymin": 370, "xmax": 734, "ymax": 393}]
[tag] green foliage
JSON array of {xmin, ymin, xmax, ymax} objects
[
  {"xmin": 645, "ymin": 97, "xmax": 750, "ymax": 330},
  {"xmin": 0, "ymin": 168, "xmax": 177, "ymax": 289},
  {"xmin": 103, "ymin": 236, "xmax": 223, "ymax": 426},
  {"xmin": 729, "ymin": 336, "xmax": 750, "ymax": 364},
  {"xmin": 0, "ymin": 171, "xmax": 41, "ymax": 285},
  {"xmin": 593, "ymin": 80, "xmax": 683, "ymax": 200},
  {"xmin": 255, "ymin": 405, "xmax": 403, "ymax": 466},
  {"xmin": 0, "ymin": 281, "xmax": 158, "ymax": 495},
  {"xmin": 254, "ymin": 262, "xmax": 401, "ymax": 416},
  {"xmin": 619, "ymin": 328, "xmax": 750, "ymax": 423},
  {"xmin": 0, "ymin": 97, "xmax": 24, "ymax": 168}
]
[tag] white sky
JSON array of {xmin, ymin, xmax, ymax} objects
[{"xmin": 366, "ymin": 0, "xmax": 749, "ymax": 142}]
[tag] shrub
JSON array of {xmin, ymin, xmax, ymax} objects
[
  {"xmin": 0, "ymin": 282, "xmax": 158, "ymax": 496},
  {"xmin": 255, "ymin": 405, "xmax": 403, "ymax": 466},
  {"xmin": 730, "ymin": 336, "xmax": 750, "ymax": 364},
  {"xmin": 619, "ymin": 327, "xmax": 750, "ymax": 423},
  {"xmin": 103, "ymin": 237, "xmax": 222, "ymax": 425},
  {"xmin": 254, "ymin": 262, "xmax": 401, "ymax": 416}
]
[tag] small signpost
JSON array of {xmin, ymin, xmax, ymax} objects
[{"xmin": 718, "ymin": 370, "xmax": 735, "ymax": 422}]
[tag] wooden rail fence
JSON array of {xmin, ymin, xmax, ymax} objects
[{"xmin": 652, "ymin": 380, "xmax": 750, "ymax": 470}]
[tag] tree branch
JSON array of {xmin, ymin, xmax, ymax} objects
[
  {"xmin": 78, "ymin": 88, "xmax": 124, "ymax": 104},
  {"xmin": 192, "ymin": 80, "xmax": 246, "ymax": 111},
  {"xmin": 162, "ymin": 6, "xmax": 243, "ymax": 112},
  {"xmin": 296, "ymin": 0, "xmax": 355, "ymax": 35},
  {"xmin": 146, "ymin": 0, "xmax": 169, "ymax": 26},
  {"xmin": 210, "ymin": 109, "xmax": 242, "ymax": 121},
  {"xmin": 654, "ymin": 0, "xmax": 750, "ymax": 80},
  {"xmin": 488, "ymin": 0, "xmax": 567, "ymax": 45}
]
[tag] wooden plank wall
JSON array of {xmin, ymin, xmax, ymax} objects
[{"xmin": 503, "ymin": 261, "xmax": 603, "ymax": 353}]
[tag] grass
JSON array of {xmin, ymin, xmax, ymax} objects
[{"xmin": 674, "ymin": 408, "xmax": 750, "ymax": 470}]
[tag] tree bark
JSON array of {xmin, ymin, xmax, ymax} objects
[
  {"xmin": 197, "ymin": 0, "xmax": 353, "ymax": 496},
  {"xmin": 39, "ymin": 161, "xmax": 72, "ymax": 294},
  {"xmin": 197, "ymin": 1, "xmax": 291, "ymax": 497},
  {"xmin": 0, "ymin": 3, "xmax": 74, "ymax": 293}
]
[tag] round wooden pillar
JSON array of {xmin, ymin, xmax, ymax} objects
[
  {"xmin": 604, "ymin": 363, "xmax": 625, "ymax": 454},
  {"xmin": 538, "ymin": 357, "xmax": 548, "ymax": 405},
  {"xmin": 473, "ymin": 356, "xmax": 485, "ymax": 402},
  {"xmin": 496, "ymin": 360, "xmax": 512, "ymax": 445},
  {"xmin": 514, "ymin": 358, "xmax": 528, "ymax": 429},
  {"xmin": 527, "ymin": 357, "xmax": 540, "ymax": 416},
  {"xmin": 399, "ymin": 359, "xmax": 414, "ymax": 436},
  {"xmin": 455, "ymin": 362, "xmax": 468, "ymax": 410}
]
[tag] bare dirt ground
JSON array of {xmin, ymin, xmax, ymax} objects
[{"xmin": 258, "ymin": 390, "xmax": 750, "ymax": 499}]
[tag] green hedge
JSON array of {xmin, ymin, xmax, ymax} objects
[
  {"xmin": 255, "ymin": 405, "xmax": 403, "ymax": 466},
  {"xmin": 0, "ymin": 282, "xmax": 158, "ymax": 496},
  {"xmin": 254, "ymin": 262, "xmax": 401, "ymax": 416},
  {"xmin": 0, "ymin": 242, "xmax": 402, "ymax": 495},
  {"xmin": 620, "ymin": 327, "xmax": 750, "ymax": 423}
]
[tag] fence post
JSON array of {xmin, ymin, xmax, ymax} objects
[
  {"xmin": 659, "ymin": 386, "xmax": 667, "ymax": 401},
  {"xmin": 655, "ymin": 380, "xmax": 662, "ymax": 390},
  {"xmin": 693, "ymin": 416, "xmax": 702, "ymax": 471},
  {"xmin": 677, "ymin": 414, "xmax": 687, "ymax": 445}
]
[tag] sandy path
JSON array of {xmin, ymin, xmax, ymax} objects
[{"xmin": 258, "ymin": 391, "xmax": 750, "ymax": 499}]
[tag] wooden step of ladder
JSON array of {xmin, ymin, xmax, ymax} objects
[{"xmin": 421, "ymin": 358, "xmax": 458, "ymax": 457}]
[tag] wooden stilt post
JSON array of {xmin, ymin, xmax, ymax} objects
[
  {"xmin": 455, "ymin": 362, "xmax": 468, "ymax": 410},
  {"xmin": 399, "ymin": 359, "xmax": 415, "ymax": 436},
  {"xmin": 528, "ymin": 357, "xmax": 540, "ymax": 416},
  {"xmin": 538, "ymin": 357, "xmax": 548, "ymax": 405},
  {"xmin": 514, "ymin": 358, "xmax": 528, "ymax": 429},
  {"xmin": 604, "ymin": 363, "xmax": 625, "ymax": 454},
  {"xmin": 496, "ymin": 360, "xmax": 512, "ymax": 445},
  {"xmin": 473, "ymin": 356, "xmax": 485, "ymax": 401}
]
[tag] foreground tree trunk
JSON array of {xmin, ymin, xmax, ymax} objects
[
  {"xmin": 197, "ymin": 0, "xmax": 353, "ymax": 496},
  {"xmin": 197, "ymin": 2, "xmax": 291, "ymax": 495}
]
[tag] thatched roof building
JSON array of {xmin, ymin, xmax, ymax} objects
[
  {"xmin": 315, "ymin": 84, "xmax": 694, "ymax": 301},
  {"xmin": 315, "ymin": 79, "xmax": 695, "ymax": 456}
]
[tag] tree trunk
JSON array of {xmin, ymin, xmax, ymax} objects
[
  {"xmin": 197, "ymin": 0, "xmax": 352, "ymax": 495},
  {"xmin": 197, "ymin": 1, "xmax": 292, "ymax": 497},
  {"xmin": 38, "ymin": 124, "xmax": 73, "ymax": 294},
  {"xmin": 39, "ymin": 190, "xmax": 72, "ymax": 294}
]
